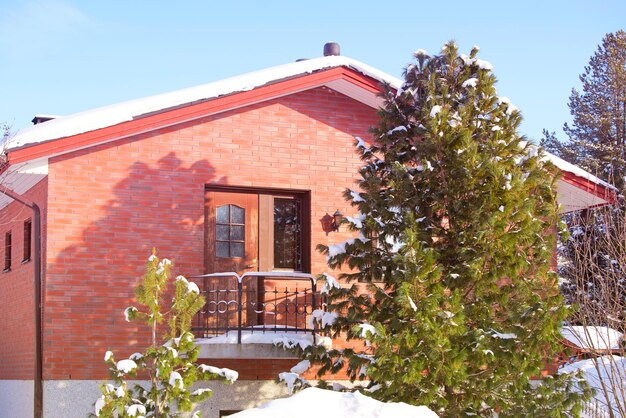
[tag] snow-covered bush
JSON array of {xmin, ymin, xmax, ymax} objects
[{"xmin": 91, "ymin": 251, "xmax": 238, "ymax": 417}]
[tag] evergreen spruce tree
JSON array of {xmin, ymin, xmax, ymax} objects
[
  {"xmin": 290, "ymin": 42, "xmax": 589, "ymax": 416},
  {"xmin": 92, "ymin": 251, "xmax": 238, "ymax": 418},
  {"xmin": 542, "ymin": 30, "xmax": 626, "ymax": 190}
]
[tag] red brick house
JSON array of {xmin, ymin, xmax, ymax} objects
[{"xmin": 0, "ymin": 45, "xmax": 615, "ymax": 417}]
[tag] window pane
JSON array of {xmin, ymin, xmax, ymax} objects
[
  {"xmin": 216, "ymin": 242, "xmax": 229, "ymax": 258},
  {"xmin": 231, "ymin": 225, "xmax": 244, "ymax": 241},
  {"xmin": 4, "ymin": 231, "xmax": 11, "ymax": 271},
  {"xmin": 216, "ymin": 225, "xmax": 229, "ymax": 241},
  {"xmin": 230, "ymin": 242, "xmax": 245, "ymax": 258},
  {"xmin": 23, "ymin": 220, "xmax": 32, "ymax": 261},
  {"xmin": 231, "ymin": 206, "xmax": 245, "ymax": 224},
  {"xmin": 216, "ymin": 205, "xmax": 229, "ymax": 223},
  {"xmin": 274, "ymin": 198, "xmax": 301, "ymax": 270},
  {"xmin": 215, "ymin": 203, "xmax": 246, "ymax": 259}
]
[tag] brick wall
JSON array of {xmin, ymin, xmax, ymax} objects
[
  {"xmin": 0, "ymin": 178, "xmax": 48, "ymax": 379},
  {"xmin": 199, "ymin": 358, "xmax": 351, "ymax": 381},
  {"xmin": 43, "ymin": 87, "xmax": 377, "ymax": 380}
]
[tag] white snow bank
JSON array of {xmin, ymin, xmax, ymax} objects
[
  {"xmin": 229, "ymin": 387, "xmax": 439, "ymax": 418},
  {"xmin": 196, "ymin": 327, "xmax": 332, "ymax": 350},
  {"xmin": 562, "ymin": 326, "xmax": 623, "ymax": 351},
  {"xmin": 559, "ymin": 355, "xmax": 626, "ymax": 416}
]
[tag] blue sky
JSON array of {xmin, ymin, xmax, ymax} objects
[{"xmin": 1, "ymin": 0, "xmax": 624, "ymax": 143}]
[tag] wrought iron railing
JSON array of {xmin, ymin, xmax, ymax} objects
[{"xmin": 191, "ymin": 271, "xmax": 321, "ymax": 344}]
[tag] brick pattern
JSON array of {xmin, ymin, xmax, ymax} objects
[
  {"xmin": 199, "ymin": 359, "xmax": 352, "ymax": 381},
  {"xmin": 0, "ymin": 178, "xmax": 48, "ymax": 379},
  {"xmin": 40, "ymin": 87, "xmax": 377, "ymax": 379}
]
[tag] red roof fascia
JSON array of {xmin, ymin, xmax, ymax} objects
[
  {"xmin": 8, "ymin": 67, "xmax": 385, "ymax": 165},
  {"xmin": 561, "ymin": 171, "xmax": 616, "ymax": 204}
]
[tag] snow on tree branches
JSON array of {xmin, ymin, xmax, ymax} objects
[
  {"xmin": 92, "ymin": 251, "xmax": 237, "ymax": 418},
  {"xmin": 285, "ymin": 42, "xmax": 590, "ymax": 416}
]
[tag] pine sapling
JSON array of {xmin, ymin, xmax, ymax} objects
[{"xmin": 92, "ymin": 251, "xmax": 238, "ymax": 418}]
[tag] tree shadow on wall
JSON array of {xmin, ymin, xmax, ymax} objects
[
  {"xmin": 47, "ymin": 150, "xmax": 304, "ymax": 415},
  {"xmin": 46, "ymin": 152, "xmax": 226, "ymax": 380}
]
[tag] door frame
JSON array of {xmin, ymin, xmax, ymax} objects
[{"xmin": 204, "ymin": 185, "xmax": 311, "ymax": 274}]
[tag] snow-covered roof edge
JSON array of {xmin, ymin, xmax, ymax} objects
[
  {"xmin": 8, "ymin": 54, "xmax": 615, "ymax": 194},
  {"xmin": 542, "ymin": 149, "xmax": 616, "ymax": 192},
  {"xmin": 9, "ymin": 56, "xmax": 402, "ymax": 150}
]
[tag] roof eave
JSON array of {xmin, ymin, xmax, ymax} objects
[{"xmin": 7, "ymin": 66, "xmax": 388, "ymax": 165}]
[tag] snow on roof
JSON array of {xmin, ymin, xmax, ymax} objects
[
  {"xmin": 9, "ymin": 56, "xmax": 402, "ymax": 150},
  {"xmin": 562, "ymin": 326, "xmax": 623, "ymax": 351},
  {"xmin": 542, "ymin": 150, "xmax": 616, "ymax": 191},
  {"xmin": 8, "ymin": 54, "xmax": 613, "ymax": 193},
  {"xmin": 559, "ymin": 355, "xmax": 626, "ymax": 416},
  {"xmin": 516, "ymin": 140, "xmax": 615, "ymax": 192},
  {"xmin": 230, "ymin": 387, "xmax": 439, "ymax": 418},
  {"xmin": 31, "ymin": 114, "xmax": 62, "ymax": 120}
]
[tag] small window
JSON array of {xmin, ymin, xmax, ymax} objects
[
  {"xmin": 23, "ymin": 220, "xmax": 32, "ymax": 262},
  {"xmin": 216, "ymin": 204, "xmax": 245, "ymax": 258},
  {"xmin": 4, "ymin": 231, "xmax": 11, "ymax": 271},
  {"xmin": 273, "ymin": 198, "xmax": 302, "ymax": 270}
]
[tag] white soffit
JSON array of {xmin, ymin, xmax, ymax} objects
[
  {"xmin": 557, "ymin": 179, "xmax": 607, "ymax": 213},
  {"xmin": 325, "ymin": 79, "xmax": 386, "ymax": 108},
  {"xmin": 0, "ymin": 159, "xmax": 48, "ymax": 209}
]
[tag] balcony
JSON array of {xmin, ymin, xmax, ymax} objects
[{"xmin": 191, "ymin": 272, "xmax": 325, "ymax": 353}]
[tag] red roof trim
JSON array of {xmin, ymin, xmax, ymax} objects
[
  {"xmin": 8, "ymin": 67, "xmax": 385, "ymax": 165},
  {"xmin": 561, "ymin": 171, "xmax": 616, "ymax": 204},
  {"xmin": 6, "ymin": 67, "xmax": 615, "ymax": 204}
]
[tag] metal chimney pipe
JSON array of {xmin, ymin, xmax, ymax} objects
[{"xmin": 323, "ymin": 42, "xmax": 340, "ymax": 57}]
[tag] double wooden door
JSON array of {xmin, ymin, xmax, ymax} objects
[{"xmin": 204, "ymin": 188, "xmax": 309, "ymax": 329}]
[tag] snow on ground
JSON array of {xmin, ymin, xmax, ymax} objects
[
  {"xmin": 229, "ymin": 387, "xmax": 439, "ymax": 418},
  {"xmin": 560, "ymin": 355, "xmax": 626, "ymax": 416},
  {"xmin": 562, "ymin": 326, "xmax": 623, "ymax": 350},
  {"xmin": 195, "ymin": 327, "xmax": 332, "ymax": 350}
]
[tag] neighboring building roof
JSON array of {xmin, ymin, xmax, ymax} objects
[
  {"xmin": 562, "ymin": 325, "xmax": 623, "ymax": 351},
  {"xmin": 544, "ymin": 152, "xmax": 614, "ymax": 191}
]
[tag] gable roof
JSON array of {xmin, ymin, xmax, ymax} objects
[
  {"xmin": 2, "ymin": 53, "xmax": 616, "ymax": 212},
  {"xmin": 8, "ymin": 56, "xmax": 401, "ymax": 156}
]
